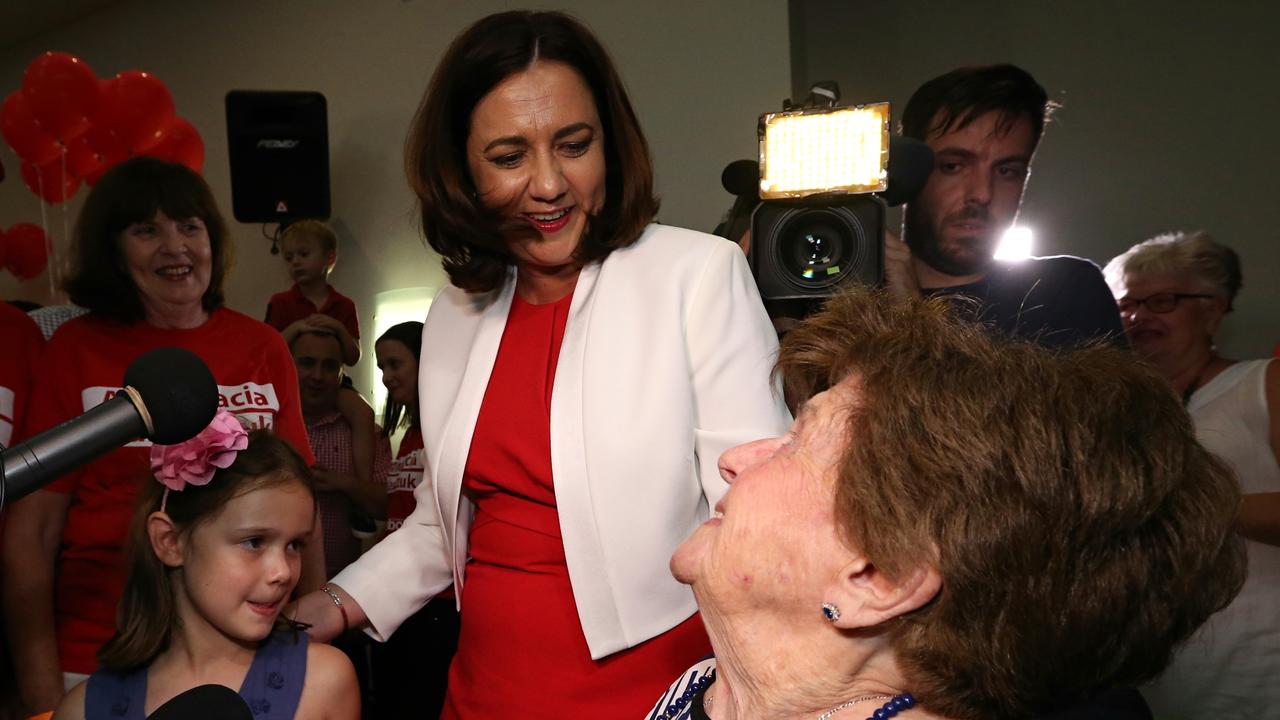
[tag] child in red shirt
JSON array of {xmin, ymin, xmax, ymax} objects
[{"xmin": 265, "ymin": 220, "xmax": 376, "ymax": 521}]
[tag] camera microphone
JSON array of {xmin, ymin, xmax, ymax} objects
[
  {"xmin": 877, "ymin": 136, "xmax": 934, "ymax": 207},
  {"xmin": 721, "ymin": 159, "xmax": 761, "ymax": 199}
]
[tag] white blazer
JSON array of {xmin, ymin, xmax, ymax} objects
[{"xmin": 332, "ymin": 224, "xmax": 791, "ymax": 659}]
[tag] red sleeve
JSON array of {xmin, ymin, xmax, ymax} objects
[
  {"xmin": 24, "ymin": 328, "xmax": 88, "ymax": 493},
  {"xmin": 0, "ymin": 306, "xmax": 44, "ymax": 445},
  {"xmin": 261, "ymin": 331, "xmax": 315, "ymax": 465},
  {"xmin": 330, "ymin": 295, "xmax": 360, "ymax": 340},
  {"xmin": 264, "ymin": 293, "xmax": 289, "ymax": 332}
]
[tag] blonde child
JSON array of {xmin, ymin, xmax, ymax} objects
[
  {"xmin": 265, "ymin": 220, "xmax": 377, "ymax": 533},
  {"xmin": 54, "ymin": 414, "xmax": 358, "ymax": 720}
]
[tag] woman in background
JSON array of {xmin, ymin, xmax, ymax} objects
[
  {"xmin": 369, "ymin": 321, "xmax": 458, "ymax": 718},
  {"xmin": 1106, "ymin": 231, "xmax": 1280, "ymax": 719},
  {"xmin": 1, "ymin": 157, "xmax": 315, "ymax": 718}
]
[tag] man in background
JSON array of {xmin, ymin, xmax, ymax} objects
[
  {"xmin": 885, "ymin": 64, "xmax": 1124, "ymax": 348},
  {"xmin": 289, "ymin": 327, "xmax": 390, "ymax": 579}
]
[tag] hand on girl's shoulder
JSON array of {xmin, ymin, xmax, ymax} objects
[
  {"xmin": 52, "ymin": 679, "xmax": 87, "ymax": 720},
  {"xmin": 296, "ymin": 642, "xmax": 360, "ymax": 720}
]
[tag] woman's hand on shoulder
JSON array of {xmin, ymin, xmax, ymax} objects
[
  {"xmin": 50, "ymin": 679, "xmax": 86, "ymax": 720},
  {"xmin": 298, "ymin": 642, "xmax": 360, "ymax": 720}
]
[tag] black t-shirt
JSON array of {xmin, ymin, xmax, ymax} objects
[{"xmin": 923, "ymin": 255, "xmax": 1126, "ymax": 350}]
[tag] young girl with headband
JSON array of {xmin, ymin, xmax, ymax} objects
[{"xmin": 53, "ymin": 412, "xmax": 358, "ymax": 720}]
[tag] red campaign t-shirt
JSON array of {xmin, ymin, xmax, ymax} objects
[
  {"xmin": 385, "ymin": 425, "xmax": 424, "ymax": 531},
  {"xmin": 264, "ymin": 283, "xmax": 360, "ymax": 339},
  {"xmin": 0, "ymin": 302, "xmax": 43, "ymax": 448},
  {"xmin": 0, "ymin": 303, "xmax": 45, "ymax": 552},
  {"xmin": 25, "ymin": 308, "xmax": 315, "ymax": 674}
]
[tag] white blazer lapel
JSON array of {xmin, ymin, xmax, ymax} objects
[
  {"xmin": 432, "ymin": 278, "xmax": 516, "ymax": 588},
  {"xmin": 548, "ymin": 261, "xmax": 625, "ymax": 641}
]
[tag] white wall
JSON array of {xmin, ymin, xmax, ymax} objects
[
  {"xmin": 791, "ymin": 0, "xmax": 1280, "ymax": 358},
  {"xmin": 0, "ymin": 0, "xmax": 790, "ymax": 388}
]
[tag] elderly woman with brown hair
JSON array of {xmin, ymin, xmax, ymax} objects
[
  {"xmin": 654, "ymin": 287, "xmax": 1245, "ymax": 720},
  {"xmin": 291, "ymin": 9, "xmax": 789, "ymax": 718},
  {"xmin": 1, "ymin": 157, "xmax": 315, "ymax": 718},
  {"xmin": 1105, "ymin": 231, "xmax": 1280, "ymax": 719}
]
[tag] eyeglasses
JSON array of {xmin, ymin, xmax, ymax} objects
[{"xmin": 1116, "ymin": 292, "xmax": 1215, "ymax": 314}]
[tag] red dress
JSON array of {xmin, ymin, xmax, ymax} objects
[{"xmin": 443, "ymin": 291, "xmax": 710, "ymax": 718}]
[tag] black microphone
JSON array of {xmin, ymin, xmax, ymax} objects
[
  {"xmin": 1, "ymin": 347, "xmax": 218, "ymax": 503},
  {"xmin": 721, "ymin": 158, "xmax": 760, "ymax": 199},
  {"xmin": 146, "ymin": 684, "xmax": 252, "ymax": 720},
  {"xmin": 877, "ymin": 136, "xmax": 934, "ymax": 207}
]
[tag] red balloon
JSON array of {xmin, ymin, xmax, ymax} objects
[
  {"xmin": 1, "ymin": 91, "xmax": 63, "ymax": 165},
  {"xmin": 21, "ymin": 51, "xmax": 98, "ymax": 142},
  {"xmin": 3, "ymin": 223, "xmax": 49, "ymax": 280},
  {"xmin": 95, "ymin": 71, "xmax": 174, "ymax": 154},
  {"xmin": 84, "ymin": 120, "xmax": 123, "ymax": 157},
  {"xmin": 65, "ymin": 134, "xmax": 106, "ymax": 180},
  {"xmin": 79, "ymin": 115, "xmax": 128, "ymax": 185},
  {"xmin": 145, "ymin": 117, "xmax": 205, "ymax": 173},
  {"xmin": 20, "ymin": 158, "xmax": 80, "ymax": 203}
]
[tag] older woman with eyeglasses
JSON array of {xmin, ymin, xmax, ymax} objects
[{"xmin": 1105, "ymin": 231, "xmax": 1280, "ymax": 719}]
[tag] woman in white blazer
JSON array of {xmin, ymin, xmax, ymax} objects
[{"xmin": 293, "ymin": 11, "xmax": 790, "ymax": 717}]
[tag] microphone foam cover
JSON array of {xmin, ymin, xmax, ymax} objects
[
  {"xmin": 880, "ymin": 136, "xmax": 935, "ymax": 207},
  {"xmin": 721, "ymin": 159, "xmax": 760, "ymax": 199},
  {"xmin": 124, "ymin": 347, "xmax": 219, "ymax": 445},
  {"xmin": 145, "ymin": 684, "xmax": 252, "ymax": 720}
]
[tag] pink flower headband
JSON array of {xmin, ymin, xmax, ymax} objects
[{"xmin": 150, "ymin": 409, "xmax": 249, "ymax": 512}]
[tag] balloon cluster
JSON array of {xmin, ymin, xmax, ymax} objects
[
  {"xmin": 0, "ymin": 224, "xmax": 49, "ymax": 280},
  {"xmin": 0, "ymin": 51, "xmax": 205, "ymax": 204}
]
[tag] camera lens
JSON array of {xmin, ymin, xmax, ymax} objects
[{"xmin": 774, "ymin": 209, "xmax": 861, "ymax": 290}]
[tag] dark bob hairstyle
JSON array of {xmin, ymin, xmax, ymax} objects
[
  {"xmin": 405, "ymin": 10, "xmax": 659, "ymax": 293},
  {"xmin": 64, "ymin": 156, "xmax": 232, "ymax": 324}
]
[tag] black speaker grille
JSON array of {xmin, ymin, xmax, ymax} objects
[{"xmin": 225, "ymin": 90, "xmax": 330, "ymax": 223}]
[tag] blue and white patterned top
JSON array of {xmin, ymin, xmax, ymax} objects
[{"xmin": 647, "ymin": 656, "xmax": 717, "ymax": 720}]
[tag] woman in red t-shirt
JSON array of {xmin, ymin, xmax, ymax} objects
[
  {"xmin": 368, "ymin": 321, "xmax": 459, "ymax": 718},
  {"xmin": 0, "ymin": 157, "xmax": 316, "ymax": 718}
]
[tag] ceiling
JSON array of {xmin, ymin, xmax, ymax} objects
[{"xmin": 0, "ymin": 0, "xmax": 125, "ymax": 51}]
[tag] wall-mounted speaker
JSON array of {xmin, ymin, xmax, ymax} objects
[{"xmin": 225, "ymin": 90, "xmax": 330, "ymax": 223}]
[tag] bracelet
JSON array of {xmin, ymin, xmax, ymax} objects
[{"xmin": 319, "ymin": 584, "xmax": 349, "ymax": 634}]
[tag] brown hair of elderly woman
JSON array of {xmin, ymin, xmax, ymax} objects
[
  {"xmin": 776, "ymin": 287, "xmax": 1246, "ymax": 720},
  {"xmin": 404, "ymin": 10, "xmax": 659, "ymax": 293},
  {"xmin": 64, "ymin": 156, "xmax": 231, "ymax": 324}
]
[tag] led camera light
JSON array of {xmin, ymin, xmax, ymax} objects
[{"xmin": 758, "ymin": 102, "xmax": 889, "ymax": 200}]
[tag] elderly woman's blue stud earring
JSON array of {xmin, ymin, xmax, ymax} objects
[{"xmin": 822, "ymin": 603, "xmax": 841, "ymax": 622}]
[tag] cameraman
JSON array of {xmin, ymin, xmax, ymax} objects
[{"xmin": 885, "ymin": 64, "xmax": 1124, "ymax": 349}]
